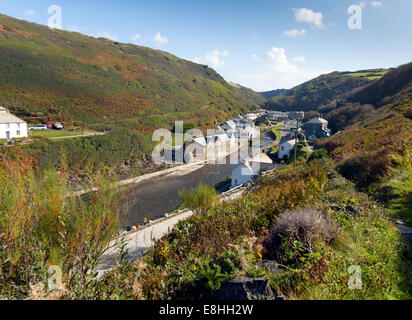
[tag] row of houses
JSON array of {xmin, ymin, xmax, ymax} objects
[{"xmin": 164, "ymin": 116, "xmax": 260, "ymax": 164}]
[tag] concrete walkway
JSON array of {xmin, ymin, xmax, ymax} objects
[
  {"xmin": 50, "ymin": 132, "xmax": 105, "ymax": 140},
  {"xmin": 96, "ymin": 187, "xmax": 245, "ymax": 278}
]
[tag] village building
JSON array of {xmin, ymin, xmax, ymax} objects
[
  {"xmin": 243, "ymin": 113, "xmax": 259, "ymax": 121},
  {"xmin": 304, "ymin": 116, "xmax": 331, "ymax": 140},
  {"xmin": 231, "ymin": 152, "xmax": 275, "ymax": 188},
  {"xmin": 0, "ymin": 106, "xmax": 28, "ymax": 140},
  {"xmin": 219, "ymin": 120, "xmax": 237, "ymax": 132},
  {"xmin": 284, "ymin": 121, "xmax": 300, "ymax": 132},
  {"xmin": 286, "ymin": 111, "xmax": 305, "ymax": 120},
  {"xmin": 267, "ymin": 111, "xmax": 289, "ymax": 121},
  {"xmin": 278, "ymin": 137, "xmax": 296, "ymax": 160}
]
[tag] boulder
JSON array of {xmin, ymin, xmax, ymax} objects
[
  {"xmin": 345, "ymin": 206, "xmax": 360, "ymax": 216},
  {"xmin": 212, "ymin": 277, "xmax": 276, "ymax": 300}
]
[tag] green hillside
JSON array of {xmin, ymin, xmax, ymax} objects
[
  {"xmin": 0, "ymin": 14, "xmax": 261, "ymax": 130},
  {"xmin": 263, "ymin": 70, "xmax": 382, "ymax": 112}
]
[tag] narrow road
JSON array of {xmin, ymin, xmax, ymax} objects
[{"xmin": 50, "ymin": 132, "xmax": 105, "ymax": 140}]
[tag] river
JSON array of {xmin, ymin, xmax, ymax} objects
[{"xmin": 120, "ymin": 133, "xmax": 275, "ymax": 227}]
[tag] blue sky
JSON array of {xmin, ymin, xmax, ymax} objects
[{"xmin": 1, "ymin": 0, "xmax": 411, "ymax": 91}]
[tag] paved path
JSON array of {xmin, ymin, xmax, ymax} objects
[
  {"xmin": 96, "ymin": 187, "xmax": 245, "ymax": 278},
  {"xmin": 50, "ymin": 132, "xmax": 105, "ymax": 140}
]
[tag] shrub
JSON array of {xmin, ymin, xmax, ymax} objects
[
  {"xmin": 308, "ymin": 149, "xmax": 328, "ymax": 162},
  {"xmin": 263, "ymin": 208, "xmax": 337, "ymax": 262},
  {"xmin": 179, "ymin": 182, "xmax": 218, "ymax": 215}
]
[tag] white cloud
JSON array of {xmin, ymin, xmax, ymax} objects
[
  {"xmin": 292, "ymin": 56, "xmax": 306, "ymax": 63},
  {"xmin": 283, "ymin": 29, "xmax": 306, "ymax": 38},
  {"xmin": 23, "ymin": 9, "xmax": 36, "ymax": 17},
  {"xmin": 92, "ymin": 31, "xmax": 119, "ymax": 41},
  {"xmin": 153, "ymin": 32, "xmax": 168, "ymax": 45},
  {"xmin": 191, "ymin": 49, "xmax": 230, "ymax": 69},
  {"xmin": 235, "ymin": 47, "xmax": 328, "ymax": 91},
  {"xmin": 359, "ymin": 2, "xmax": 366, "ymax": 8},
  {"xmin": 131, "ymin": 33, "xmax": 142, "ymax": 44},
  {"xmin": 293, "ymin": 8, "xmax": 324, "ymax": 28},
  {"xmin": 371, "ymin": 1, "xmax": 383, "ymax": 8}
]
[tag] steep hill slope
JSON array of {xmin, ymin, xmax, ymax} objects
[
  {"xmin": 0, "ymin": 14, "xmax": 260, "ymax": 130},
  {"xmin": 315, "ymin": 63, "xmax": 412, "ymax": 225},
  {"xmin": 260, "ymin": 89, "xmax": 288, "ymax": 100},
  {"xmin": 263, "ymin": 70, "xmax": 386, "ymax": 112},
  {"xmin": 323, "ymin": 62, "xmax": 412, "ymax": 132}
]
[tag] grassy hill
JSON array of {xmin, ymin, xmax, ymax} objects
[
  {"xmin": 0, "ymin": 14, "xmax": 261, "ymax": 130},
  {"xmin": 315, "ymin": 62, "xmax": 412, "ymax": 227},
  {"xmin": 262, "ymin": 70, "xmax": 386, "ymax": 113},
  {"xmin": 260, "ymin": 89, "xmax": 288, "ymax": 100}
]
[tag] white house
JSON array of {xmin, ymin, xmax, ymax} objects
[
  {"xmin": 267, "ymin": 111, "xmax": 288, "ymax": 121},
  {"xmin": 231, "ymin": 153, "xmax": 275, "ymax": 188},
  {"xmin": 278, "ymin": 138, "xmax": 296, "ymax": 160},
  {"xmin": 0, "ymin": 106, "xmax": 27, "ymax": 140},
  {"xmin": 219, "ymin": 120, "xmax": 237, "ymax": 132},
  {"xmin": 244, "ymin": 113, "xmax": 259, "ymax": 121}
]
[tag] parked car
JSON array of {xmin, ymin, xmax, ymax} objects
[
  {"xmin": 43, "ymin": 122, "xmax": 52, "ymax": 128},
  {"xmin": 53, "ymin": 122, "xmax": 64, "ymax": 130},
  {"xmin": 29, "ymin": 124, "xmax": 48, "ymax": 131}
]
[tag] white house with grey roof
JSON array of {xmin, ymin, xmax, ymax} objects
[
  {"xmin": 278, "ymin": 138, "xmax": 296, "ymax": 160},
  {"xmin": 0, "ymin": 106, "xmax": 27, "ymax": 140}
]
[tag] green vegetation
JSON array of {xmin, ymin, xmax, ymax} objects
[
  {"xmin": 29, "ymin": 130, "xmax": 83, "ymax": 139},
  {"xmin": 263, "ymin": 71, "xmax": 376, "ymax": 112},
  {"xmin": 0, "ymin": 155, "xmax": 119, "ymax": 299},
  {"xmin": 93, "ymin": 162, "xmax": 411, "ymax": 300},
  {"xmin": 19, "ymin": 129, "xmax": 155, "ymax": 175},
  {"xmin": 0, "ymin": 14, "xmax": 261, "ymax": 131},
  {"xmin": 346, "ymin": 69, "xmax": 389, "ymax": 81},
  {"xmin": 178, "ymin": 182, "xmax": 219, "ymax": 215},
  {"xmin": 308, "ymin": 148, "xmax": 328, "ymax": 162},
  {"xmin": 376, "ymin": 169, "xmax": 412, "ymax": 226}
]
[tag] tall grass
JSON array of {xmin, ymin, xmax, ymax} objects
[{"xmin": 0, "ymin": 154, "xmax": 120, "ymax": 299}]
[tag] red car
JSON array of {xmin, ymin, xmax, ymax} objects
[{"xmin": 43, "ymin": 122, "xmax": 52, "ymax": 128}]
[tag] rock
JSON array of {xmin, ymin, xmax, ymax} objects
[
  {"xmin": 398, "ymin": 225, "xmax": 412, "ymax": 248},
  {"xmin": 331, "ymin": 205, "xmax": 344, "ymax": 212},
  {"xmin": 327, "ymin": 172, "xmax": 337, "ymax": 180},
  {"xmin": 212, "ymin": 277, "xmax": 276, "ymax": 300},
  {"xmin": 345, "ymin": 206, "xmax": 360, "ymax": 216}
]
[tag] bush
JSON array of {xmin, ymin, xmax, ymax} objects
[
  {"xmin": 263, "ymin": 208, "xmax": 337, "ymax": 261},
  {"xmin": 308, "ymin": 149, "xmax": 328, "ymax": 162},
  {"xmin": 179, "ymin": 182, "xmax": 218, "ymax": 215}
]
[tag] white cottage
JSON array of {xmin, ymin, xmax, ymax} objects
[
  {"xmin": 0, "ymin": 106, "xmax": 28, "ymax": 140},
  {"xmin": 278, "ymin": 138, "xmax": 296, "ymax": 160},
  {"xmin": 231, "ymin": 153, "xmax": 275, "ymax": 188}
]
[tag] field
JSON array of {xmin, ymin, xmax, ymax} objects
[{"xmin": 348, "ymin": 69, "xmax": 389, "ymax": 81}]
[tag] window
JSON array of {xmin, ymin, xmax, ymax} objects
[
  {"xmin": 17, "ymin": 130, "xmax": 20, "ymax": 136},
  {"xmin": 235, "ymin": 179, "xmax": 238, "ymax": 185},
  {"xmin": 281, "ymin": 146, "xmax": 284, "ymax": 151},
  {"xmin": 6, "ymin": 123, "xmax": 10, "ymax": 129},
  {"xmin": 17, "ymin": 123, "xmax": 20, "ymax": 128}
]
